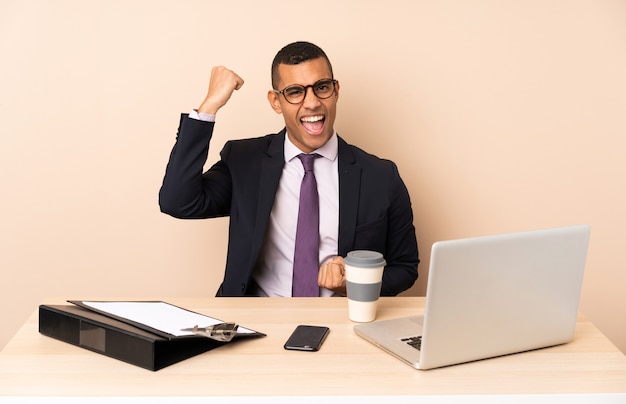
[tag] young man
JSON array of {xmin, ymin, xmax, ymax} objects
[{"xmin": 159, "ymin": 41, "xmax": 419, "ymax": 297}]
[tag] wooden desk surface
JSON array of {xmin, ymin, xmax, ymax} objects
[{"xmin": 1, "ymin": 297, "xmax": 625, "ymax": 398}]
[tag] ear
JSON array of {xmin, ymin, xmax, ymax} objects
[{"xmin": 267, "ymin": 90, "xmax": 283, "ymax": 114}]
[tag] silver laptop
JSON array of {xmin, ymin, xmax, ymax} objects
[{"xmin": 354, "ymin": 224, "xmax": 590, "ymax": 370}]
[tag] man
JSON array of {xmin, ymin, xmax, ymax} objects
[{"xmin": 159, "ymin": 41, "xmax": 419, "ymax": 297}]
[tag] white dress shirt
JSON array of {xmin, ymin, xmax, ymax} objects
[{"xmin": 190, "ymin": 111, "xmax": 340, "ymax": 297}]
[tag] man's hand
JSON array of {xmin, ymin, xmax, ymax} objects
[
  {"xmin": 318, "ymin": 256, "xmax": 346, "ymax": 296},
  {"xmin": 198, "ymin": 66, "xmax": 244, "ymax": 115}
]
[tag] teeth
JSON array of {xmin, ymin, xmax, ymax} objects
[{"xmin": 301, "ymin": 116, "xmax": 324, "ymax": 123}]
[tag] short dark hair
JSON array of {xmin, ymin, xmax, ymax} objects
[{"xmin": 271, "ymin": 41, "xmax": 334, "ymax": 89}]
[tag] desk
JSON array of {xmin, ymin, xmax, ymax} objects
[{"xmin": 1, "ymin": 297, "xmax": 625, "ymax": 401}]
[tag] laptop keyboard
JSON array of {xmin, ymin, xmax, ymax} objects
[{"xmin": 401, "ymin": 336, "xmax": 422, "ymax": 351}]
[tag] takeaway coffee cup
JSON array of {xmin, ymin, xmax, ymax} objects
[{"xmin": 344, "ymin": 250, "xmax": 386, "ymax": 322}]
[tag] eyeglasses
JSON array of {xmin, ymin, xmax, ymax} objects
[{"xmin": 274, "ymin": 79, "xmax": 337, "ymax": 104}]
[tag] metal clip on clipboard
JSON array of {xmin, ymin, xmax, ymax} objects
[{"xmin": 180, "ymin": 323, "xmax": 239, "ymax": 342}]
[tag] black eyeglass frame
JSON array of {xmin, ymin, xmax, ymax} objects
[{"xmin": 273, "ymin": 79, "xmax": 338, "ymax": 105}]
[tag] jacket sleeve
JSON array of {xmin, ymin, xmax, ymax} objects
[
  {"xmin": 380, "ymin": 162, "xmax": 419, "ymax": 296},
  {"xmin": 159, "ymin": 114, "xmax": 232, "ymax": 219}
]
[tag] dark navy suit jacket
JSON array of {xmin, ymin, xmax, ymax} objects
[{"xmin": 159, "ymin": 115, "xmax": 419, "ymax": 296}]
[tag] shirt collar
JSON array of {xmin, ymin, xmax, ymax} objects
[{"xmin": 284, "ymin": 131, "xmax": 338, "ymax": 163}]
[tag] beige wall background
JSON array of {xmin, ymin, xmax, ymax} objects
[{"xmin": 1, "ymin": 0, "xmax": 625, "ymax": 353}]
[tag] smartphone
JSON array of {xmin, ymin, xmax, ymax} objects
[{"xmin": 284, "ymin": 325, "xmax": 330, "ymax": 351}]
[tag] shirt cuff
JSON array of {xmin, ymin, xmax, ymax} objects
[{"xmin": 189, "ymin": 109, "xmax": 216, "ymax": 122}]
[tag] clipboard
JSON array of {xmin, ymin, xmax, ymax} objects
[
  {"xmin": 68, "ymin": 300, "xmax": 265, "ymax": 340},
  {"xmin": 39, "ymin": 300, "xmax": 265, "ymax": 371}
]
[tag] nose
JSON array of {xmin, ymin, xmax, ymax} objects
[{"xmin": 302, "ymin": 86, "xmax": 322, "ymax": 108}]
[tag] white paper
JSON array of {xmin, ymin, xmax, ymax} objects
[{"xmin": 80, "ymin": 301, "xmax": 255, "ymax": 337}]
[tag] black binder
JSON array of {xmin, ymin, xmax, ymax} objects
[{"xmin": 39, "ymin": 303, "xmax": 264, "ymax": 371}]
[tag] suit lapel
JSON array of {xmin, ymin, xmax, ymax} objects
[
  {"xmin": 249, "ymin": 130, "xmax": 286, "ymax": 262},
  {"xmin": 337, "ymin": 136, "xmax": 361, "ymax": 255}
]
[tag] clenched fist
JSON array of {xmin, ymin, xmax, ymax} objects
[{"xmin": 198, "ymin": 66, "xmax": 245, "ymax": 115}]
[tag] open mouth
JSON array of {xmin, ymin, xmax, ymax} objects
[{"xmin": 301, "ymin": 115, "xmax": 325, "ymax": 135}]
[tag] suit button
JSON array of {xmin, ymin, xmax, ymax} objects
[{"xmin": 241, "ymin": 283, "xmax": 246, "ymax": 293}]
